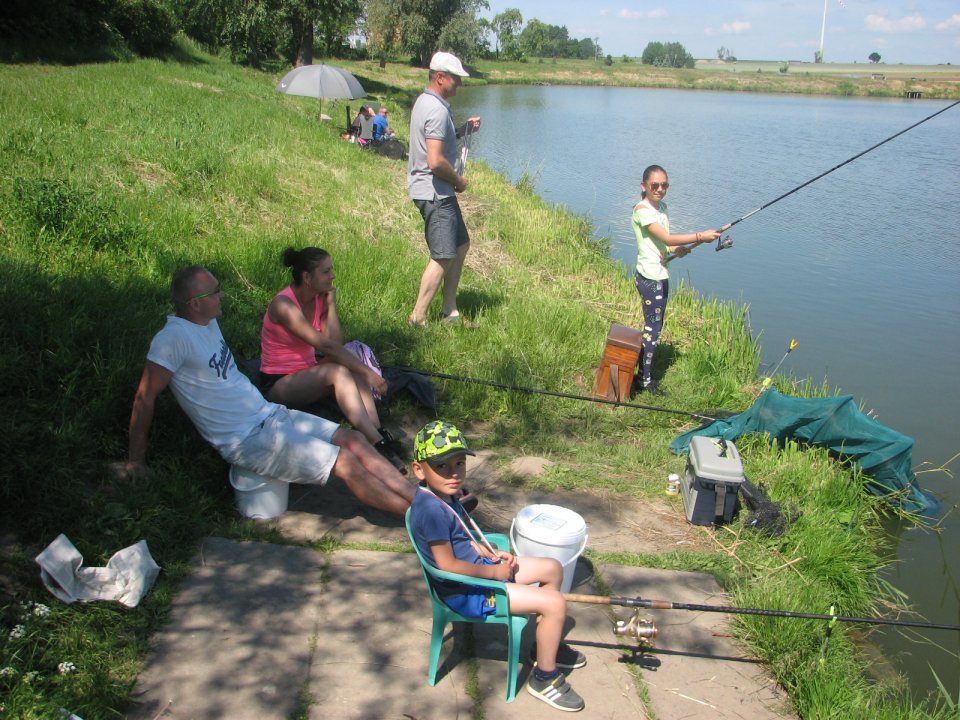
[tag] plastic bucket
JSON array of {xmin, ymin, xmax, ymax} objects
[
  {"xmin": 510, "ymin": 504, "xmax": 588, "ymax": 593},
  {"xmin": 228, "ymin": 465, "xmax": 290, "ymax": 520}
]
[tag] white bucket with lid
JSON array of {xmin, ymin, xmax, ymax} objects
[
  {"xmin": 229, "ymin": 465, "xmax": 290, "ymax": 520},
  {"xmin": 509, "ymin": 504, "xmax": 588, "ymax": 593}
]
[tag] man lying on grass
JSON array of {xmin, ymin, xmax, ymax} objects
[{"xmin": 121, "ymin": 265, "xmax": 415, "ymax": 516}]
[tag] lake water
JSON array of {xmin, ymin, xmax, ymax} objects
[{"xmin": 457, "ymin": 84, "xmax": 960, "ymax": 701}]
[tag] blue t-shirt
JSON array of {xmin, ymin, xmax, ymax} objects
[
  {"xmin": 373, "ymin": 114, "xmax": 388, "ymax": 141},
  {"xmin": 409, "ymin": 489, "xmax": 485, "ymax": 598}
]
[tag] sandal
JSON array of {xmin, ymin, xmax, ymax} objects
[{"xmin": 441, "ymin": 313, "xmax": 478, "ymax": 329}]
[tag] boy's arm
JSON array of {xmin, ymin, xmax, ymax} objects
[
  {"xmin": 430, "ymin": 541, "xmax": 513, "ymax": 582},
  {"xmin": 472, "ymin": 541, "xmax": 518, "ymax": 569}
]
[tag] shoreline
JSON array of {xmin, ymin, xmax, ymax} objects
[{"xmin": 349, "ymin": 57, "xmax": 960, "ymax": 101}]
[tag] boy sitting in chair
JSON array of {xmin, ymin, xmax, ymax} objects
[{"xmin": 408, "ymin": 421, "xmax": 586, "ymax": 712}]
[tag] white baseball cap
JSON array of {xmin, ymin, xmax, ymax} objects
[{"xmin": 429, "ymin": 51, "xmax": 470, "ymax": 77}]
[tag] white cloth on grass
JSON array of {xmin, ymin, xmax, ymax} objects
[{"xmin": 35, "ymin": 534, "xmax": 160, "ymax": 608}]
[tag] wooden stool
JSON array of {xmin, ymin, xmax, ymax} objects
[{"xmin": 592, "ymin": 323, "xmax": 644, "ymax": 402}]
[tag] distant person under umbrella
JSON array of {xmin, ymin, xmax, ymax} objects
[{"xmin": 373, "ymin": 105, "xmax": 394, "ymax": 141}]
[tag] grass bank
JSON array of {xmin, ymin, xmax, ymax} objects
[{"xmin": 0, "ymin": 41, "xmax": 951, "ymax": 718}]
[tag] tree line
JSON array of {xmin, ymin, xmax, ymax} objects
[{"xmin": 1, "ymin": 0, "xmax": 693, "ymax": 71}]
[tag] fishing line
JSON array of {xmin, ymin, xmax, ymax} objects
[
  {"xmin": 720, "ymin": 98, "xmax": 960, "ymax": 233},
  {"xmin": 384, "ymin": 364, "xmax": 719, "ymax": 423},
  {"xmin": 455, "ymin": 123, "xmax": 474, "ymax": 175}
]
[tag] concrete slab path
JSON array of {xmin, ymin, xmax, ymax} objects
[
  {"xmin": 126, "ymin": 540, "xmax": 793, "ymax": 719},
  {"xmin": 124, "ymin": 449, "xmax": 794, "ymax": 719}
]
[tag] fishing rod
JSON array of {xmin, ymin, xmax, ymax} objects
[
  {"xmin": 563, "ymin": 592, "xmax": 960, "ymax": 633},
  {"xmin": 760, "ymin": 338, "xmax": 799, "ymax": 390},
  {"xmin": 383, "ymin": 364, "xmax": 720, "ymax": 423},
  {"xmin": 671, "ymin": 99, "xmax": 960, "ymax": 260},
  {"xmin": 720, "ymin": 98, "xmax": 960, "ymax": 233}
]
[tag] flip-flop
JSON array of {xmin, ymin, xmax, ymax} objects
[{"xmin": 441, "ymin": 313, "xmax": 478, "ymax": 329}]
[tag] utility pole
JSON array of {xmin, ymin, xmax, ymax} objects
[{"xmin": 816, "ymin": 0, "xmax": 827, "ymax": 63}]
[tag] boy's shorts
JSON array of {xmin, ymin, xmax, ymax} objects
[
  {"xmin": 441, "ymin": 558, "xmax": 499, "ymax": 618},
  {"xmin": 443, "ymin": 587, "xmax": 497, "ymax": 618}
]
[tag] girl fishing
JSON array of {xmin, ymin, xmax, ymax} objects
[{"xmin": 632, "ymin": 165, "xmax": 720, "ymax": 394}]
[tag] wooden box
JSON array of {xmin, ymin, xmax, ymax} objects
[{"xmin": 592, "ymin": 323, "xmax": 643, "ymax": 402}]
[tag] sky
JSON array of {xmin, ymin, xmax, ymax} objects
[{"xmin": 480, "ymin": 1, "xmax": 960, "ymax": 65}]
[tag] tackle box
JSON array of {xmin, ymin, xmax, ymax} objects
[{"xmin": 682, "ymin": 436, "xmax": 745, "ymax": 526}]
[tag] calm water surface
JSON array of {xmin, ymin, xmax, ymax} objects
[{"xmin": 457, "ymin": 84, "xmax": 960, "ymax": 701}]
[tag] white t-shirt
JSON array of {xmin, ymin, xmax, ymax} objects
[
  {"xmin": 147, "ymin": 316, "xmax": 274, "ymax": 453},
  {"xmin": 632, "ymin": 199, "xmax": 671, "ymax": 281}
]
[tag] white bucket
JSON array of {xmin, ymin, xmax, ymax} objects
[
  {"xmin": 228, "ymin": 465, "xmax": 290, "ymax": 520},
  {"xmin": 510, "ymin": 504, "xmax": 588, "ymax": 593}
]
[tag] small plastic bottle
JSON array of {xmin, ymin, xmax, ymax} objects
[{"xmin": 666, "ymin": 473, "xmax": 681, "ymax": 495}]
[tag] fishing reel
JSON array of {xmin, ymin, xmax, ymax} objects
[
  {"xmin": 612, "ymin": 610, "xmax": 658, "ymax": 648},
  {"xmin": 715, "ymin": 234, "xmax": 733, "ymax": 251}
]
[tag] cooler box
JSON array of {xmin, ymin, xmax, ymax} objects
[{"xmin": 682, "ymin": 436, "xmax": 745, "ymax": 526}]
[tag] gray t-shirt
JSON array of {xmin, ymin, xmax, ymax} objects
[{"xmin": 407, "ymin": 88, "xmax": 458, "ymax": 200}]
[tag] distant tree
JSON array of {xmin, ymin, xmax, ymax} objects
[
  {"xmin": 868, "ymin": 51, "xmax": 881, "ymax": 63},
  {"xmin": 517, "ymin": 18, "xmax": 592, "ymax": 59},
  {"xmin": 109, "ymin": 0, "xmax": 178, "ymax": 56},
  {"xmin": 517, "ymin": 18, "xmax": 547, "ymax": 57},
  {"xmin": 641, "ymin": 41, "xmax": 664, "ymax": 65},
  {"xmin": 170, "ymin": 0, "xmax": 361, "ymax": 68},
  {"xmin": 364, "ymin": 0, "xmax": 488, "ymax": 66},
  {"xmin": 578, "ymin": 37, "xmax": 598, "ymax": 60},
  {"xmin": 604, "ymin": 54, "xmax": 612, "ymax": 66},
  {"xmin": 172, "ymin": 0, "xmax": 225, "ymax": 48},
  {"xmin": 491, "ymin": 7, "xmax": 522, "ymax": 60},
  {"xmin": 436, "ymin": 11, "xmax": 487, "ymax": 61},
  {"xmin": 2, "ymin": 0, "xmax": 177, "ymax": 60},
  {"xmin": 641, "ymin": 41, "xmax": 693, "ymax": 68},
  {"xmin": 621, "ymin": 54, "xmax": 631, "ymax": 63}
]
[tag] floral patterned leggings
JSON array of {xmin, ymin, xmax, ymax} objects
[{"xmin": 635, "ymin": 273, "xmax": 669, "ymax": 386}]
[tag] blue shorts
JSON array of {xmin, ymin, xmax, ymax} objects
[{"xmin": 440, "ymin": 558, "xmax": 499, "ymax": 618}]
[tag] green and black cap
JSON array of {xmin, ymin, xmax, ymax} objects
[{"xmin": 413, "ymin": 421, "xmax": 475, "ymax": 463}]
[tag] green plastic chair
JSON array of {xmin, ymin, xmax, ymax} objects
[{"xmin": 405, "ymin": 508, "xmax": 529, "ymax": 702}]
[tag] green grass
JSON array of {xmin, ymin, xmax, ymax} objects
[{"xmin": 0, "ymin": 38, "xmax": 951, "ymax": 718}]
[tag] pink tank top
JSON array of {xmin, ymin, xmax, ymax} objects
[{"xmin": 260, "ymin": 286, "xmax": 327, "ymax": 374}]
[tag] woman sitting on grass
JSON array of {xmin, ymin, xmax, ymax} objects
[
  {"xmin": 259, "ymin": 246, "xmax": 406, "ymax": 473},
  {"xmin": 409, "ymin": 421, "xmax": 586, "ymax": 712}
]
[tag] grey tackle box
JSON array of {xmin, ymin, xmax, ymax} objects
[{"xmin": 682, "ymin": 436, "xmax": 745, "ymax": 526}]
